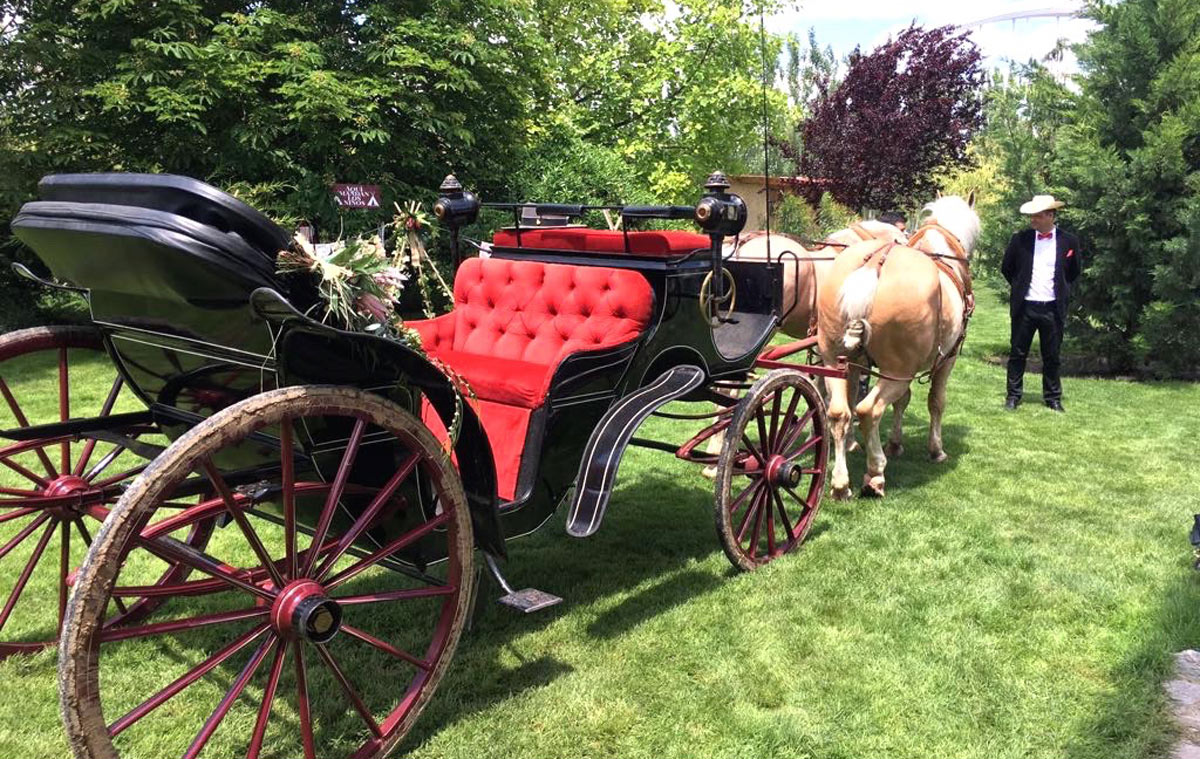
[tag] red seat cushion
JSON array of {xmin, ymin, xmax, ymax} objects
[
  {"xmin": 431, "ymin": 350, "xmax": 549, "ymax": 408},
  {"xmin": 492, "ymin": 228, "xmax": 709, "ymax": 257},
  {"xmin": 408, "ymin": 257, "xmax": 654, "ymax": 500}
]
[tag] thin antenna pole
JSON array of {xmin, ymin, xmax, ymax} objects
[{"xmin": 759, "ymin": 2, "xmax": 772, "ymax": 264}]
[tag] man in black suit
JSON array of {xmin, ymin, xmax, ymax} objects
[{"xmin": 1001, "ymin": 195, "xmax": 1082, "ymax": 412}]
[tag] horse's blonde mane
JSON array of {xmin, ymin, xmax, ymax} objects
[{"xmin": 921, "ymin": 196, "xmax": 981, "ymax": 256}]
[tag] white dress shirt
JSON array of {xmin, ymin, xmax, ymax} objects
[{"xmin": 1026, "ymin": 227, "xmax": 1057, "ymax": 302}]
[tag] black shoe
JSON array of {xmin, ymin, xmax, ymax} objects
[
  {"xmin": 1045, "ymin": 400, "xmax": 1065, "ymax": 413},
  {"xmin": 1004, "ymin": 396, "xmax": 1021, "ymax": 411}
]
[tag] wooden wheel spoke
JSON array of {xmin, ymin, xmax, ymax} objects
[
  {"xmin": 137, "ymin": 534, "xmax": 274, "ymax": 601},
  {"xmin": 772, "ymin": 489, "xmax": 796, "ymax": 540},
  {"xmin": 108, "ymin": 625, "xmax": 271, "ymax": 737},
  {"xmin": 73, "ymin": 376, "xmax": 124, "ymax": 477},
  {"xmin": 59, "ymin": 346, "xmax": 70, "ymax": 474},
  {"xmin": 0, "ymin": 506, "xmax": 38, "ymax": 525},
  {"xmin": 740, "ymin": 434, "xmax": 766, "ymax": 467},
  {"xmin": 202, "ymin": 460, "xmax": 285, "ymax": 589},
  {"xmin": 181, "ymin": 637, "xmax": 276, "ymax": 759},
  {"xmin": 766, "ymin": 389, "xmax": 782, "ymax": 451},
  {"xmin": 315, "ymin": 452, "xmax": 418, "ymax": 582},
  {"xmin": 84, "ymin": 445, "xmax": 125, "ymax": 482},
  {"xmin": 58, "ymin": 520, "xmax": 70, "ymax": 633},
  {"xmin": 91, "ymin": 463, "xmax": 147, "ymax": 490},
  {"xmin": 747, "ymin": 491, "xmax": 766, "ymax": 554},
  {"xmin": 0, "ymin": 512, "xmax": 51, "ymax": 561},
  {"xmin": 0, "ymin": 520, "xmax": 57, "ymax": 630},
  {"xmin": 0, "ymin": 455, "xmax": 49, "ymax": 488},
  {"xmin": 765, "ymin": 487, "xmax": 776, "ymax": 555},
  {"xmin": 727, "ymin": 478, "xmax": 762, "ymax": 515},
  {"xmin": 326, "ymin": 511, "xmax": 451, "ymax": 590},
  {"xmin": 784, "ymin": 434, "xmax": 823, "ymax": 464},
  {"xmin": 315, "ymin": 643, "xmax": 383, "ymax": 738},
  {"xmin": 247, "ymin": 642, "xmax": 289, "ymax": 759},
  {"xmin": 735, "ymin": 488, "xmax": 763, "ymax": 544},
  {"xmin": 754, "ymin": 407, "xmax": 771, "ymax": 458},
  {"xmin": 343, "ymin": 623, "xmax": 431, "ymax": 671},
  {"xmin": 0, "ymin": 376, "xmax": 58, "ymax": 477},
  {"xmin": 335, "ymin": 585, "xmax": 457, "ymax": 606},
  {"xmin": 294, "ymin": 641, "xmax": 316, "ymax": 759},
  {"xmin": 779, "ymin": 408, "xmax": 817, "ymax": 454},
  {"xmin": 303, "ymin": 418, "xmax": 367, "ymax": 577},
  {"xmin": 100, "ymin": 606, "xmax": 268, "ymax": 643},
  {"xmin": 774, "ymin": 388, "xmax": 803, "ymax": 453},
  {"xmin": 783, "ymin": 484, "xmax": 816, "ymax": 512},
  {"xmin": 280, "ymin": 417, "xmax": 297, "ymax": 581}
]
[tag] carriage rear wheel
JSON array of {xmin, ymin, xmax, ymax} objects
[
  {"xmin": 60, "ymin": 385, "xmax": 474, "ymax": 759},
  {"xmin": 0, "ymin": 325, "xmax": 211, "ymax": 658},
  {"xmin": 714, "ymin": 369, "xmax": 828, "ymax": 571}
]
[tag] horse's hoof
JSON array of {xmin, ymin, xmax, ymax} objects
[
  {"xmin": 701, "ymin": 465, "xmax": 717, "ymax": 481},
  {"xmin": 860, "ymin": 476, "xmax": 886, "ymax": 498},
  {"xmin": 929, "ymin": 450, "xmax": 948, "ymax": 463},
  {"xmin": 832, "ymin": 484, "xmax": 853, "ymax": 501},
  {"xmin": 884, "ymin": 441, "xmax": 903, "ymax": 458}
]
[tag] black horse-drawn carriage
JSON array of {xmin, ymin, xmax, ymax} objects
[{"xmin": 0, "ymin": 171, "xmax": 833, "ymax": 757}]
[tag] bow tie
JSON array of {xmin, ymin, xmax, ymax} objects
[{"xmin": 1037, "ymin": 232, "xmax": 1053, "ymax": 240}]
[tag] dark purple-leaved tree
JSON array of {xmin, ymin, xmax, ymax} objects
[{"xmin": 785, "ymin": 25, "xmax": 985, "ymax": 210}]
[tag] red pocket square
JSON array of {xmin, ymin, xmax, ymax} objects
[{"xmin": 1066, "ymin": 249, "xmax": 1075, "ymax": 257}]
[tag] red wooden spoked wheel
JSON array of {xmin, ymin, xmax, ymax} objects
[
  {"xmin": 60, "ymin": 386, "xmax": 474, "ymax": 759},
  {"xmin": 0, "ymin": 325, "xmax": 212, "ymax": 658},
  {"xmin": 714, "ymin": 369, "xmax": 828, "ymax": 571}
]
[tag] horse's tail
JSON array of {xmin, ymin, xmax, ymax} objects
[{"xmin": 837, "ymin": 266, "xmax": 879, "ymax": 352}]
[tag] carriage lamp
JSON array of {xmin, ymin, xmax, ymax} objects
[
  {"xmin": 695, "ymin": 171, "xmax": 747, "ymax": 320},
  {"xmin": 433, "ymin": 174, "xmax": 480, "ymax": 269},
  {"xmin": 693, "ymin": 171, "xmax": 748, "ymax": 237},
  {"xmin": 433, "ymin": 174, "xmax": 480, "ymax": 227}
]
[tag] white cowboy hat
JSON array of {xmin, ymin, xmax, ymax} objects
[{"xmin": 1019, "ymin": 194, "xmax": 1065, "ymax": 214}]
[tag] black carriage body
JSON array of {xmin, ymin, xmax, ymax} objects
[{"xmin": 9, "ymin": 172, "xmax": 782, "ymax": 561}]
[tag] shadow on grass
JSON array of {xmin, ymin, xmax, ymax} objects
[
  {"xmin": 843, "ymin": 421, "xmax": 971, "ymax": 495},
  {"xmin": 1064, "ymin": 563, "xmax": 1200, "ymax": 759},
  {"xmin": 399, "ymin": 471, "xmax": 738, "ymax": 750}
]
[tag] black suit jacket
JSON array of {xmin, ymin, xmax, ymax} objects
[{"xmin": 1001, "ymin": 227, "xmax": 1082, "ymax": 322}]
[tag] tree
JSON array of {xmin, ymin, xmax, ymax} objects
[
  {"xmin": 785, "ymin": 25, "xmax": 985, "ymax": 211},
  {"xmin": 1047, "ymin": 0, "xmax": 1200, "ymax": 375},
  {"xmin": 0, "ymin": 0, "xmax": 536, "ymax": 239}
]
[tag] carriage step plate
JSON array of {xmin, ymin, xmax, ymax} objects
[{"xmin": 497, "ymin": 588, "xmax": 563, "ymax": 614}]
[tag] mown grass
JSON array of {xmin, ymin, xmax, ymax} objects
[{"xmin": 1, "ymin": 287, "xmax": 1199, "ymax": 759}]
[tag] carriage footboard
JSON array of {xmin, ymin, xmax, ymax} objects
[{"xmin": 565, "ymin": 364, "xmax": 706, "ymax": 538}]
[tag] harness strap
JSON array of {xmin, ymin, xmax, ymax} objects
[{"xmin": 907, "ymin": 222, "xmax": 973, "ymax": 318}]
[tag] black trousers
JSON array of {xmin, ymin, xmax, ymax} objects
[{"xmin": 1006, "ymin": 301, "xmax": 1063, "ymax": 401}]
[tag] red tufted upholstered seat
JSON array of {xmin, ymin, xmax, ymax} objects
[
  {"xmin": 410, "ymin": 257, "xmax": 654, "ymax": 499},
  {"xmin": 491, "ymin": 227, "xmax": 709, "ymax": 257}
]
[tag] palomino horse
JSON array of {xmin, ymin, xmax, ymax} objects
[
  {"xmin": 724, "ymin": 221, "xmax": 906, "ymax": 339},
  {"xmin": 700, "ymin": 221, "xmax": 907, "ymax": 474},
  {"xmin": 816, "ymin": 194, "xmax": 980, "ymax": 499}
]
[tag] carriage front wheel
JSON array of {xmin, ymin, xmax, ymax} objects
[
  {"xmin": 714, "ymin": 369, "xmax": 828, "ymax": 571},
  {"xmin": 60, "ymin": 385, "xmax": 474, "ymax": 759}
]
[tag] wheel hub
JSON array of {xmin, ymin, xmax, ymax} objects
[
  {"xmin": 43, "ymin": 474, "xmax": 92, "ymax": 517},
  {"xmin": 271, "ymin": 580, "xmax": 342, "ymax": 643},
  {"xmin": 765, "ymin": 455, "xmax": 802, "ymax": 489}
]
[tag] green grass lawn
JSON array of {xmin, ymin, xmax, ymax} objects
[{"xmin": 2, "ymin": 287, "xmax": 1199, "ymax": 759}]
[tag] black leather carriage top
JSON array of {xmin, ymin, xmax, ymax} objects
[{"xmin": 36, "ymin": 173, "xmax": 291, "ymax": 256}]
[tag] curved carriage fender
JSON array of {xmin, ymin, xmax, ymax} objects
[
  {"xmin": 250, "ymin": 288, "xmax": 506, "ymax": 558},
  {"xmin": 565, "ymin": 364, "xmax": 706, "ymax": 538}
]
